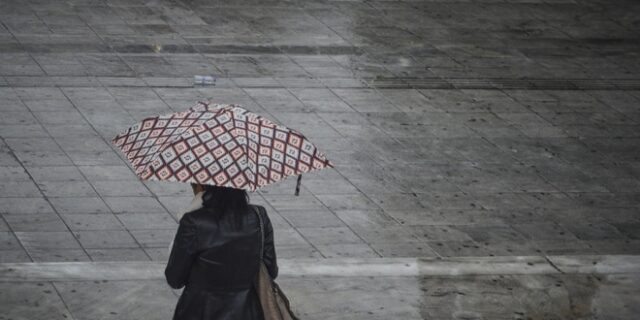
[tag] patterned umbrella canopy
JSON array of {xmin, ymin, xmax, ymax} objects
[{"xmin": 112, "ymin": 101, "xmax": 333, "ymax": 193}]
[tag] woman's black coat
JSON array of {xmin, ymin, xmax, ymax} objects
[{"xmin": 165, "ymin": 204, "xmax": 278, "ymax": 320}]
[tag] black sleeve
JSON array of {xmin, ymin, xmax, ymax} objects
[
  {"xmin": 260, "ymin": 206, "xmax": 278, "ymax": 279},
  {"xmin": 165, "ymin": 213, "xmax": 198, "ymax": 289}
]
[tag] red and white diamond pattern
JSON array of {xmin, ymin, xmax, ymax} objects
[{"xmin": 112, "ymin": 102, "xmax": 333, "ymax": 191}]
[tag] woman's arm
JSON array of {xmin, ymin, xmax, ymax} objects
[
  {"xmin": 261, "ymin": 207, "xmax": 278, "ymax": 279},
  {"xmin": 165, "ymin": 213, "xmax": 198, "ymax": 289}
]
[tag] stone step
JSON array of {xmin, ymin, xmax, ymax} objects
[{"xmin": 2, "ymin": 255, "xmax": 638, "ymax": 282}]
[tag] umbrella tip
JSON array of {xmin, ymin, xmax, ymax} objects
[{"xmin": 294, "ymin": 174, "xmax": 302, "ymax": 196}]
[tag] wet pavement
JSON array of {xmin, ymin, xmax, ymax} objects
[
  {"xmin": 1, "ymin": 255, "xmax": 639, "ymax": 320},
  {"xmin": 1, "ymin": 0, "xmax": 640, "ymax": 318},
  {"xmin": 4, "ymin": 273, "xmax": 639, "ymax": 320}
]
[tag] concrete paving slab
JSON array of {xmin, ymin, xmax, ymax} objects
[
  {"xmin": 3, "ymin": 213, "xmax": 68, "ymax": 232},
  {"xmin": 0, "ymin": 231, "xmax": 21, "ymax": 250},
  {"xmin": 15, "ymin": 231, "xmax": 80, "ymax": 251},
  {"xmin": 60, "ymin": 213, "xmax": 124, "ymax": 231},
  {"xmin": 129, "ymin": 229, "xmax": 174, "ymax": 248},
  {"xmin": 297, "ymin": 227, "xmax": 364, "ymax": 246},
  {"xmin": 114, "ymin": 212, "xmax": 176, "ymax": 230},
  {"xmin": 0, "ymin": 249, "xmax": 31, "ymax": 263},
  {"xmin": 102, "ymin": 196, "xmax": 166, "ymax": 214},
  {"xmin": 25, "ymin": 166, "xmax": 85, "ymax": 182},
  {"xmin": 0, "ymin": 218, "xmax": 8, "ymax": 232},
  {"xmin": 28, "ymin": 249, "xmax": 90, "ymax": 263},
  {"xmin": 0, "ymin": 282, "xmax": 73, "ymax": 320},
  {"xmin": 86, "ymin": 248, "xmax": 150, "ymax": 262},
  {"xmin": 48, "ymin": 197, "xmax": 111, "ymax": 215},
  {"xmin": 550, "ymin": 255, "xmax": 640, "ymax": 274},
  {"xmin": 369, "ymin": 241, "xmax": 438, "ymax": 258},
  {"xmin": 37, "ymin": 181, "xmax": 97, "ymax": 198},
  {"xmin": 315, "ymin": 243, "xmax": 379, "ymax": 258},
  {"xmin": 54, "ymin": 280, "xmax": 177, "ymax": 320},
  {"xmin": 0, "ymin": 197, "xmax": 54, "ymax": 215}
]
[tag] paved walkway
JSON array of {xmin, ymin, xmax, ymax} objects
[
  {"xmin": 0, "ymin": 0, "xmax": 638, "ymax": 265},
  {"xmin": 1, "ymin": 256, "xmax": 639, "ymax": 319},
  {"xmin": 1, "ymin": 0, "xmax": 639, "ymax": 318}
]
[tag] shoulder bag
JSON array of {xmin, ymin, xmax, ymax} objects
[{"xmin": 254, "ymin": 205, "xmax": 300, "ymax": 320}]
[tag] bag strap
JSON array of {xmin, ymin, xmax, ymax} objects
[{"xmin": 254, "ymin": 205, "xmax": 265, "ymax": 261}]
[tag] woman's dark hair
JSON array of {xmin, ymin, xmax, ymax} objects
[{"xmin": 200, "ymin": 184, "xmax": 250, "ymax": 225}]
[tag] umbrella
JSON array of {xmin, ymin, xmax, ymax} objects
[{"xmin": 111, "ymin": 101, "xmax": 333, "ymax": 195}]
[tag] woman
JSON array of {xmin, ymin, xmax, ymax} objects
[{"xmin": 165, "ymin": 183, "xmax": 278, "ymax": 320}]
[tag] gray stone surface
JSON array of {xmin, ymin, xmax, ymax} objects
[
  {"xmin": 0, "ymin": 257, "xmax": 639, "ymax": 319},
  {"xmin": 1, "ymin": 0, "xmax": 639, "ymax": 317},
  {"xmin": 9, "ymin": 273, "xmax": 637, "ymax": 320},
  {"xmin": 0, "ymin": 282, "xmax": 73, "ymax": 320},
  {"xmin": 0, "ymin": 7, "xmax": 638, "ymax": 256},
  {"xmin": 54, "ymin": 280, "xmax": 177, "ymax": 320}
]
